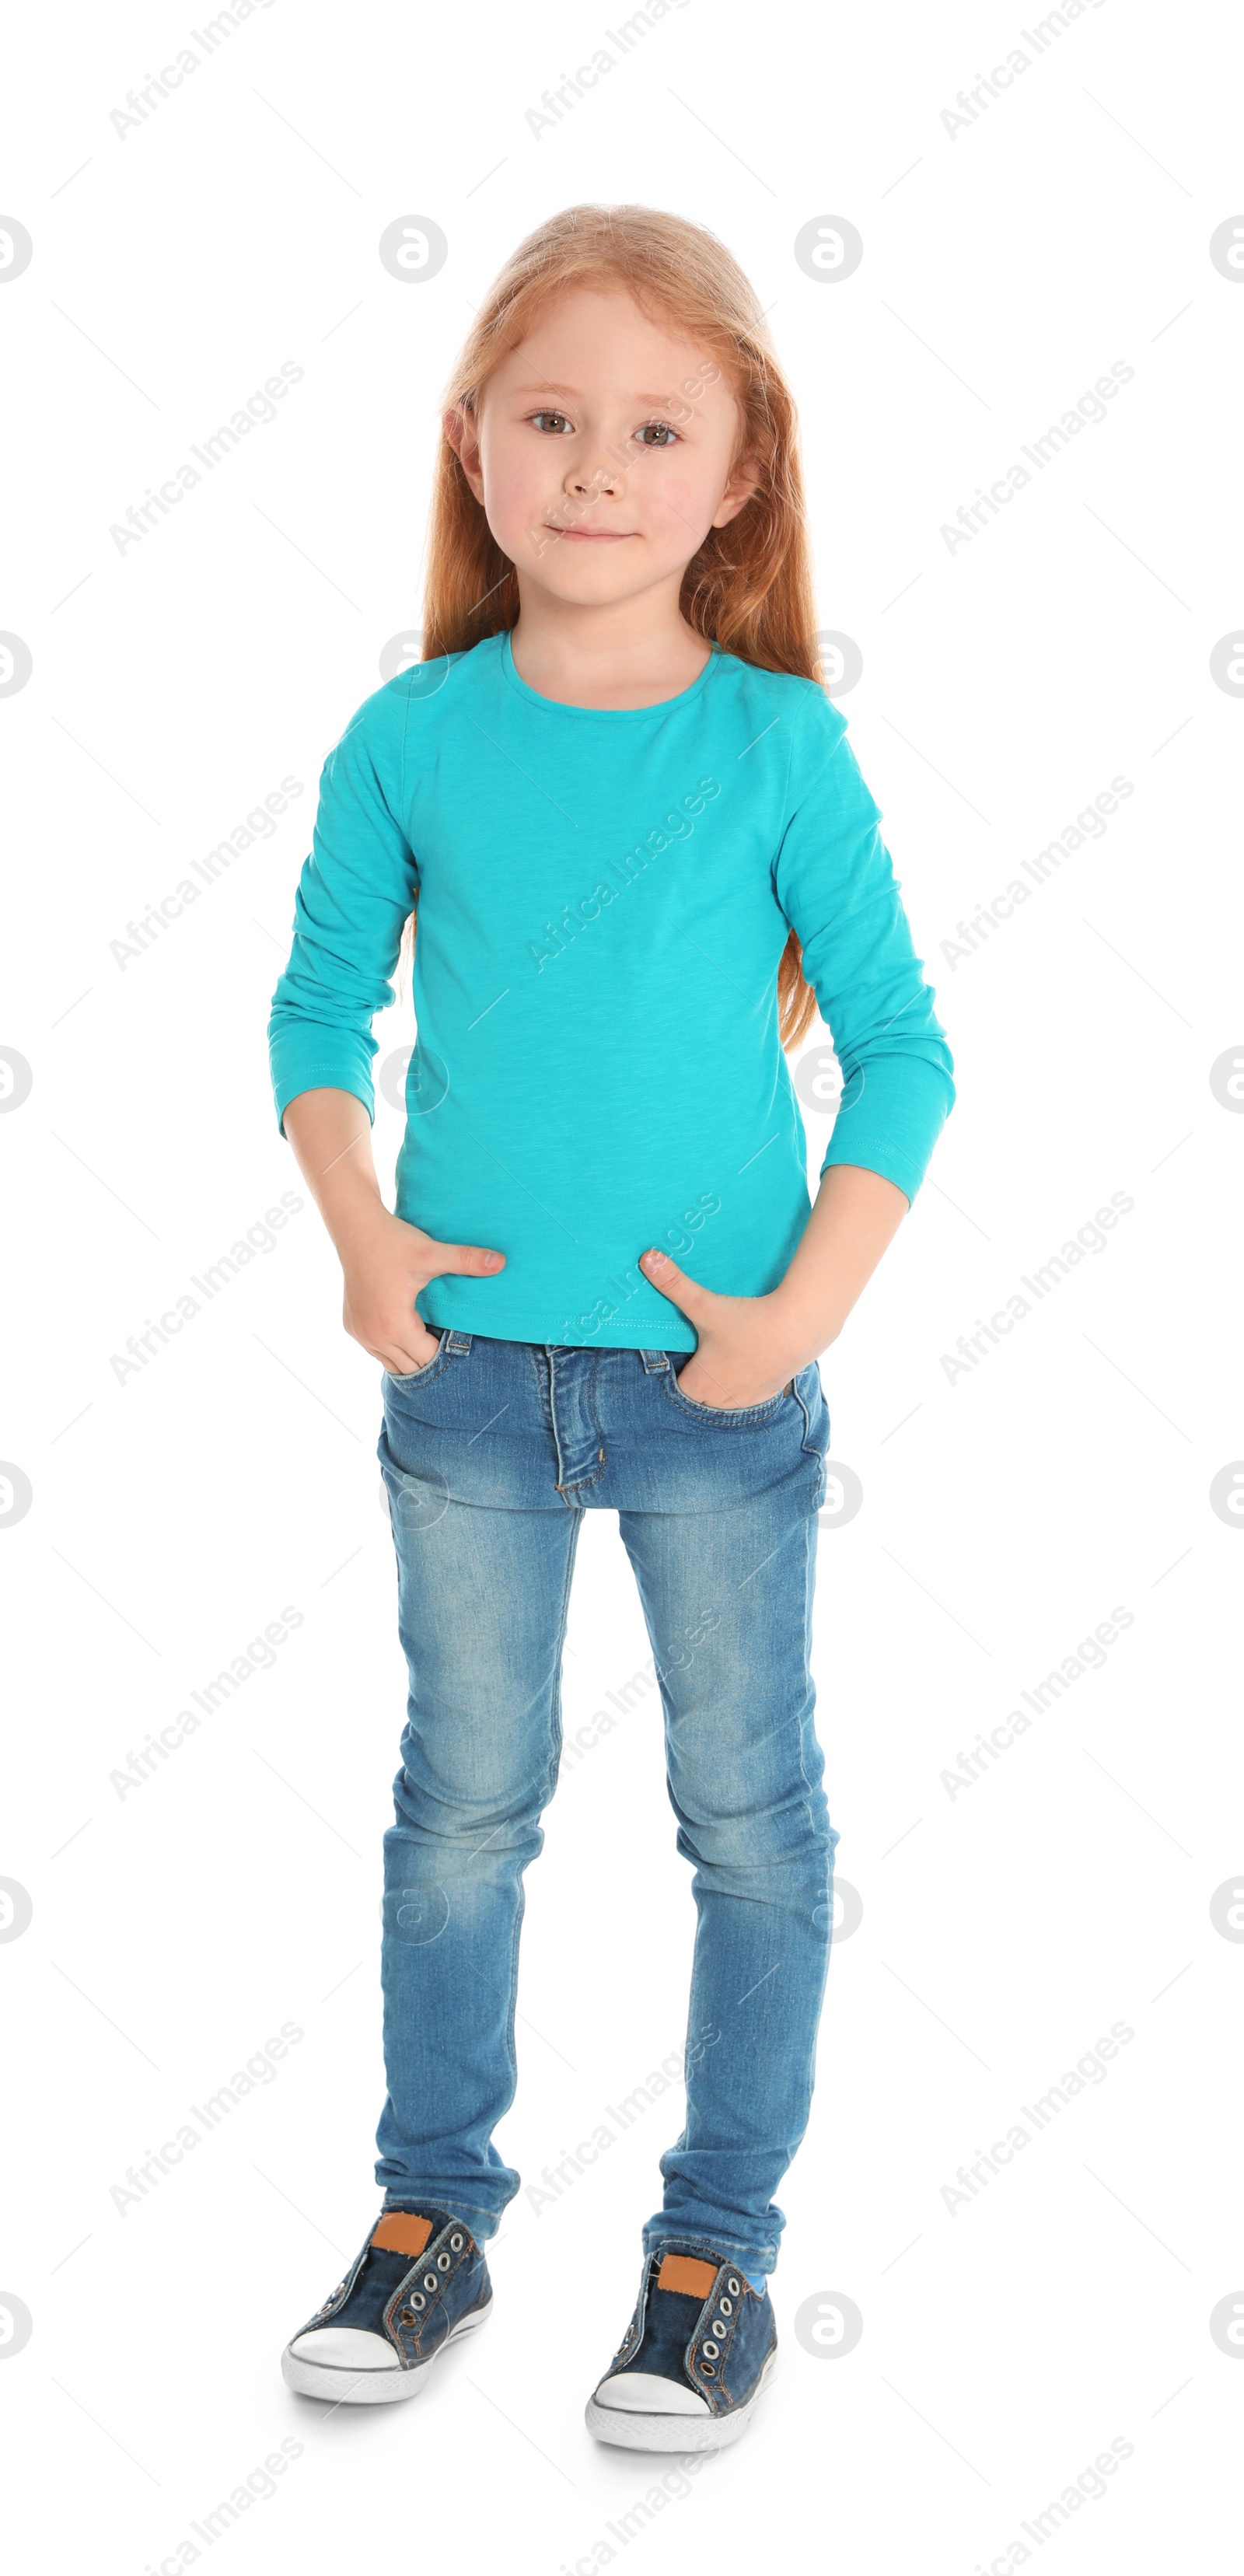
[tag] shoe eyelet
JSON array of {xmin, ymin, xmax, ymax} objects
[
  {"xmin": 702, "ymin": 2360, "xmax": 717, "ymax": 2376},
  {"xmin": 411, "ymin": 2291, "xmax": 425, "ymax": 2310},
  {"xmin": 397, "ymin": 2305, "xmax": 417, "ymax": 2327},
  {"xmin": 718, "ymin": 2295, "xmax": 732, "ymax": 2316},
  {"xmin": 713, "ymin": 2317, "xmax": 729, "ymax": 2337},
  {"xmin": 437, "ymin": 2252, "xmax": 451, "ymax": 2271},
  {"xmin": 726, "ymin": 2277, "xmax": 740, "ymax": 2297},
  {"xmin": 702, "ymin": 2339, "xmax": 720, "ymax": 2360},
  {"xmin": 449, "ymin": 2232, "xmax": 464, "ymax": 2251},
  {"xmin": 423, "ymin": 2273, "xmax": 438, "ymax": 2291}
]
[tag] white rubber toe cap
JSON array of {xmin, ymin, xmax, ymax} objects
[
  {"xmin": 594, "ymin": 2371, "xmax": 710, "ymax": 2416},
  {"xmin": 288, "ymin": 2327, "xmax": 397, "ymax": 2371}
]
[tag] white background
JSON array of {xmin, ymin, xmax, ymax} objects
[{"xmin": 2, "ymin": 1, "xmax": 1242, "ymax": 2568}]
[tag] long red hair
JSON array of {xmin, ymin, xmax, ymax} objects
[{"xmin": 406, "ymin": 201, "xmax": 828, "ymax": 1050}]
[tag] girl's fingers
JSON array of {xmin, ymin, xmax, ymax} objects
[
  {"xmin": 421, "ymin": 1239, "xmax": 506, "ymax": 1276},
  {"xmin": 638, "ymin": 1247, "xmax": 713, "ymax": 1319},
  {"xmin": 376, "ymin": 1341, "xmax": 437, "ymax": 1374},
  {"xmin": 673, "ymin": 1362, "xmax": 728, "ymax": 1407}
]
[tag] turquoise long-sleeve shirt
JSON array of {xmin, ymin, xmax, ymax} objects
[{"xmin": 267, "ymin": 631, "xmax": 954, "ymax": 1352}]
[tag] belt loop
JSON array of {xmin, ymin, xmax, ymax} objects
[
  {"xmin": 639, "ymin": 1348, "xmax": 671, "ymax": 1372},
  {"xmin": 446, "ymin": 1331, "xmax": 472, "ymax": 1354}
]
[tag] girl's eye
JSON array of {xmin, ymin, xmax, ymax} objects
[
  {"xmin": 529, "ymin": 411, "xmax": 574, "ymax": 435},
  {"xmin": 634, "ymin": 422, "xmax": 678, "ymax": 448}
]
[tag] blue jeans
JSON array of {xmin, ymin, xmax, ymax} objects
[{"xmin": 374, "ymin": 1333, "xmax": 837, "ymax": 2281}]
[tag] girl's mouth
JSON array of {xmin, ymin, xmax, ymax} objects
[{"xmin": 546, "ymin": 525, "xmax": 633, "ymax": 541}]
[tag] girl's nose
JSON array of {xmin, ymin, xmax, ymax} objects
[{"xmin": 568, "ymin": 461, "xmax": 622, "ymax": 499}]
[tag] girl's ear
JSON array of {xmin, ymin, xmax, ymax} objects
[
  {"xmin": 444, "ymin": 404, "xmax": 485, "ymax": 503},
  {"xmin": 711, "ymin": 455, "xmax": 763, "ymax": 531}
]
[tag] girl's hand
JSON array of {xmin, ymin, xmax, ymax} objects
[
  {"xmin": 638, "ymin": 1169, "xmax": 910, "ymax": 1407},
  {"xmin": 341, "ymin": 1204, "xmax": 505, "ymax": 1376},
  {"xmin": 638, "ymin": 1247, "xmax": 805, "ymax": 1408}
]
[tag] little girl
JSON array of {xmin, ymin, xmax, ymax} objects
[{"xmin": 269, "ymin": 202, "xmax": 953, "ymax": 2451}]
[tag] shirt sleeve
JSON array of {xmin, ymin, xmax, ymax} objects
[
  {"xmin": 267, "ymin": 680, "xmax": 418, "ymax": 1136},
  {"xmin": 772, "ymin": 683, "xmax": 955, "ymax": 1205}
]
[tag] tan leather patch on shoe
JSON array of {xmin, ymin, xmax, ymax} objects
[
  {"xmin": 656, "ymin": 2253, "xmax": 718, "ymax": 2298},
  {"xmin": 370, "ymin": 2213, "xmax": 434, "ymax": 2256}
]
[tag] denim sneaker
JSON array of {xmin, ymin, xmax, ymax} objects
[
  {"xmin": 586, "ymin": 2249, "xmax": 777, "ymax": 2452},
  {"xmin": 281, "ymin": 2208, "xmax": 491, "ymax": 2404}
]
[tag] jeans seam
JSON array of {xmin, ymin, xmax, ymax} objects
[
  {"xmin": 382, "ymin": 2194, "xmax": 500, "ymax": 2235},
  {"xmin": 643, "ymin": 2226, "xmax": 778, "ymax": 2269},
  {"xmin": 497, "ymin": 1509, "xmax": 582, "ymax": 2119},
  {"xmin": 661, "ymin": 1372, "xmax": 788, "ymax": 1426},
  {"xmin": 545, "ymin": 1511, "xmax": 584, "ymax": 1802},
  {"xmin": 788, "ymin": 1501, "xmax": 833, "ymax": 2140}
]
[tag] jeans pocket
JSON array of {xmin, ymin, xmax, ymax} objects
[
  {"xmin": 661, "ymin": 1358, "xmax": 791, "ymax": 1425},
  {"xmin": 383, "ymin": 1330, "xmax": 451, "ymax": 1390}
]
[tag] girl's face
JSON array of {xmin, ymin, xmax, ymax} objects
[{"xmin": 446, "ymin": 285, "xmax": 759, "ymax": 610}]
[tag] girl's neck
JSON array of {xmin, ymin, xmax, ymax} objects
[{"xmin": 508, "ymin": 595, "xmax": 712, "ymax": 711}]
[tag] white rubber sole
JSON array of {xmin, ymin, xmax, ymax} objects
[
  {"xmin": 281, "ymin": 2293, "xmax": 492, "ymax": 2406},
  {"xmin": 585, "ymin": 2345, "xmax": 778, "ymax": 2452}
]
